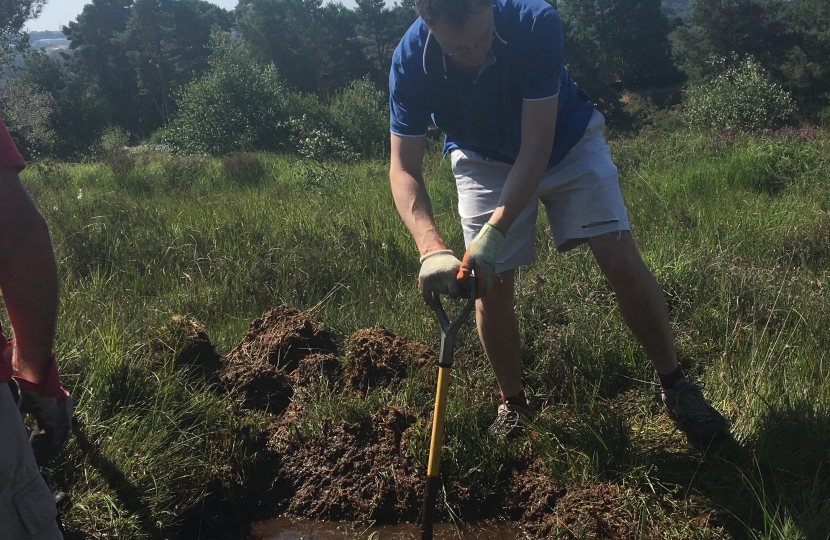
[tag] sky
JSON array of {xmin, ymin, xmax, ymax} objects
[{"xmin": 25, "ymin": 0, "xmax": 366, "ymax": 32}]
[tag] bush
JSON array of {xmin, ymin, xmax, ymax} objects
[
  {"xmin": 683, "ymin": 58, "xmax": 796, "ymax": 133},
  {"xmin": 281, "ymin": 95, "xmax": 358, "ymax": 163},
  {"xmin": 330, "ymin": 78, "xmax": 389, "ymax": 159},
  {"xmin": 93, "ymin": 126, "xmax": 130, "ymax": 158},
  {"xmin": 163, "ymin": 31, "xmax": 294, "ymax": 156}
]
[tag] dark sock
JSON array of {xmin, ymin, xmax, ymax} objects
[
  {"xmin": 657, "ymin": 363, "xmax": 686, "ymax": 392},
  {"xmin": 502, "ymin": 389, "xmax": 528, "ymax": 408}
]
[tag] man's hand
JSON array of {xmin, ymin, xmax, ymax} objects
[
  {"xmin": 418, "ymin": 249, "xmax": 463, "ymax": 308},
  {"xmin": 458, "ymin": 223, "xmax": 505, "ymax": 298},
  {"xmin": 12, "ymin": 349, "xmax": 74, "ymax": 467}
]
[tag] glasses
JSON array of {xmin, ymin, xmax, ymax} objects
[{"xmin": 444, "ymin": 33, "xmax": 496, "ymax": 57}]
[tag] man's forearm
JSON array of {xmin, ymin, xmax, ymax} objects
[
  {"xmin": 489, "ymin": 96, "xmax": 559, "ymax": 233},
  {"xmin": 0, "ymin": 169, "xmax": 59, "ymax": 384},
  {"xmin": 488, "ymin": 148, "xmax": 549, "ymax": 233},
  {"xmin": 390, "ymin": 168, "xmax": 448, "ymax": 256}
]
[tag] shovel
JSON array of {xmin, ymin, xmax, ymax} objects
[{"xmin": 420, "ymin": 278, "xmax": 477, "ymax": 540}]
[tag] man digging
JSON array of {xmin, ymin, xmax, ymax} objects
[{"xmin": 388, "ymin": 0, "xmax": 728, "ymax": 444}]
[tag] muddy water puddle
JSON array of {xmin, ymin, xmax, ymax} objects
[{"xmin": 251, "ymin": 517, "xmax": 525, "ymax": 540}]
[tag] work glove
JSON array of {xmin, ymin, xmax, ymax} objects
[
  {"xmin": 418, "ymin": 249, "xmax": 463, "ymax": 309},
  {"xmin": 12, "ymin": 350, "xmax": 74, "ymax": 467},
  {"xmin": 458, "ymin": 222, "xmax": 505, "ymax": 298}
]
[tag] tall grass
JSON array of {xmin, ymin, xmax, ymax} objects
[{"xmin": 16, "ymin": 129, "xmax": 830, "ymax": 539}]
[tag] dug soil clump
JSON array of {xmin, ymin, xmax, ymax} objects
[
  {"xmin": 225, "ymin": 305, "xmax": 337, "ymax": 371},
  {"xmin": 344, "ymin": 328, "xmax": 435, "ymax": 394},
  {"xmin": 272, "ymin": 407, "xmax": 422, "ymax": 523},
  {"xmin": 220, "ymin": 306, "xmax": 338, "ymax": 413},
  {"xmin": 148, "ymin": 315, "xmax": 222, "ymax": 377},
  {"xmin": 540, "ymin": 483, "xmax": 632, "ymax": 539},
  {"xmin": 294, "ymin": 352, "xmax": 340, "ymax": 386},
  {"xmin": 221, "ymin": 362, "xmax": 294, "ymax": 412}
]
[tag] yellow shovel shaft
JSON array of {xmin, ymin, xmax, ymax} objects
[{"xmin": 427, "ymin": 366, "xmax": 452, "ymax": 477}]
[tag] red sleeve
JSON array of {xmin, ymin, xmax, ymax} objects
[{"xmin": 0, "ymin": 118, "xmax": 26, "ymax": 173}]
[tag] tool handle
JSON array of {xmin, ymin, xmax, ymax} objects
[
  {"xmin": 420, "ymin": 475, "xmax": 439, "ymax": 540},
  {"xmin": 434, "ymin": 277, "xmax": 477, "ymax": 335}
]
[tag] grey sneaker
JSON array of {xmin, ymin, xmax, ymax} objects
[
  {"xmin": 487, "ymin": 400, "xmax": 530, "ymax": 440},
  {"xmin": 662, "ymin": 379, "xmax": 728, "ymax": 443}
]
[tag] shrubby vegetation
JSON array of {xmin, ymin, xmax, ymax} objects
[
  {"xmin": 162, "ymin": 33, "xmax": 388, "ymax": 161},
  {"xmin": 3, "ymin": 0, "xmax": 829, "ymax": 158},
  {"xmin": 161, "ymin": 32, "xmax": 294, "ymax": 156},
  {"xmin": 683, "ymin": 58, "xmax": 796, "ymax": 132}
]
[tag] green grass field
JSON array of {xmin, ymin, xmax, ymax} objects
[{"xmin": 16, "ymin": 129, "xmax": 830, "ymax": 539}]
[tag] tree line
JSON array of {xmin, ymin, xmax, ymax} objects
[{"xmin": 0, "ymin": 0, "xmax": 828, "ymax": 160}]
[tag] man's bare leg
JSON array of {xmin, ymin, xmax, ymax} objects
[
  {"xmin": 476, "ymin": 269, "xmax": 523, "ymax": 397},
  {"xmin": 588, "ymin": 231, "xmax": 678, "ymax": 376}
]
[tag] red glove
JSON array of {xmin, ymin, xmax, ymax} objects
[
  {"xmin": 0, "ymin": 335, "xmax": 11, "ymax": 383},
  {"xmin": 11, "ymin": 346, "xmax": 74, "ymax": 466}
]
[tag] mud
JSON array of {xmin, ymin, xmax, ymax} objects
[
  {"xmin": 251, "ymin": 517, "xmax": 523, "ymax": 539},
  {"xmin": 344, "ymin": 327, "xmax": 436, "ymax": 394},
  {"xmin": 171, "ymin": 307, "xmax": 636, "ymax": 539},
  {"xmin": 273, "ymin": 408, "xmax": 423, "ymax": 522},
  {"xmin": 269, "ymin": 412, "xmax": 628, "ymax": 538},
  {"xmin": 542, "ymin": 484, "xmax": 631, "ymax": 539}
]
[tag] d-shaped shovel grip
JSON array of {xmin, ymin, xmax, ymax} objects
[{"xmin": 432, "ymin": 277, "xmax": 477, "ymax": 368}]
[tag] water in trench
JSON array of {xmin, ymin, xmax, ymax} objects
[{"xmin": 250, "ymin": 517, "xmax": 527, "ymax": 540}]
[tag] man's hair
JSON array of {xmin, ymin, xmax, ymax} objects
[{"xmin": 415, "ymin": 0, "xmax": 491, "ymax": 30}]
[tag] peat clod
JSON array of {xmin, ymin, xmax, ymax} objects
[
  {"xmin": 273, "ymin": 407, "xmax": 422, "ymax": 523},
  {"xmin": 148, "ymin": 315, "xmax": 222, "ymax": 377},
  {"xmin": 495, "ymin": 454, "xmax": 565, "ymax": 524},
  {"xmin": 220, "ymin": 361, "xmax": 294, "ymax": 412},
  {"xmin": 344, "ymin": 327, "xmax": 435, "ymax": 394},
  {"xmin": 225, "ymin": 305, "xmax": 337, "ymax": 372},
  {"xmin": 538, "ymin": 483, "xmax": 631, "ymax": 539},
  {"xmin": 219, "ymin": 306, "xmax": 338, "ymax": 413},
  {"xmin": 294, "ymin": 353, "xmax": 340, "ymax": 386}
]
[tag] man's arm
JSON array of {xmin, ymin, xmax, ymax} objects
[
  {"xmin": 0, "ymin": 167, "xmax": 59, "ymax": 384},
  {"xmin": 391, "ymin": 133, "xmax": 467, "ymax": 303},
  {"xmin": 389, "ymin": 133, "xmax": 447, "ymax": 256},
  {"xmin": 488, "ymin": 95, "xmax": 559, "ymax": 233},
  {"xmin": 456, "ymin": 96, "xmax": 559, "ymax": 296}
]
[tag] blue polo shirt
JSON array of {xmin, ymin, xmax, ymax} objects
[{"xmin": 389, "ymin": 0, "xmax": 594, "ymax": 168}]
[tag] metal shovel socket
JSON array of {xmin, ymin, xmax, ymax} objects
[{"xmin": 420, "ymin": 277, "xmax": 476, "ymax": 540}]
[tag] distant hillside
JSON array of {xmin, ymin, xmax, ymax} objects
[{"xmin": 29, "ymin": 30, "xmax": 69, "ymax": 51}]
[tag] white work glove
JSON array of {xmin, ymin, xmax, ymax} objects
[
  {"xmin": 458, "ymin": 222, "xmax": 505, "ymax": 298},
  {"xmin": 418, "ymin": 249, "xmax": 463, "ymax": 309}
]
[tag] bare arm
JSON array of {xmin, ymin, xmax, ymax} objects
[
  {"xmin": 389, "ymin": 133, "xmax": 448, "ymax": 256},
  {"xmin": 489, "ymin": 95, "xmax": 559, "ymax": 233},
  {"xmin": 0, "ymin": 167, "xmax": 59, "ymax": 384}
]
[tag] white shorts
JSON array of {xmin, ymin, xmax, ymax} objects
[
  {"xmin": 0, "ymin": 381, "xmax": 62, "ymax": 540},
  {"xmin": 452, "ymin": 110, "xmax": 630, "ymax": 273}
]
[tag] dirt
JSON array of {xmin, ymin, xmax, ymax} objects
[
  {"xmin": 225, "ymin": 305, "xmax": 338, "ymax": 372},
  {"xmin": 536, "ymin": 484, "xmax": 632, "ymax": 539},
  {"xmin": 344, "ymin": 327, "xmax": 436, "ymax": 394},
  {"xmin": 170, "ymin": 306, "xmax": 638, "ymax": 539},
  {"xmin": 218, "ymin": 306, "xmax": 338, "ymax": 413},
  {"xmin": 272, "ymin": 408, "xmax": 424, "ymax": 522},
  {"xmin": 221, "ymin": 361, "xmax": 294, "ymax": 412},
  {"xmin": 148, "ymin": 315, "xmax": 223, "ymax": 377},
  {"xmin": 268, "ymin": 410, "xmax": 630, "ymax": 538},
  {"xmin": 294, "ymin": 352, "xmax": 341, "ymax": 386}
]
